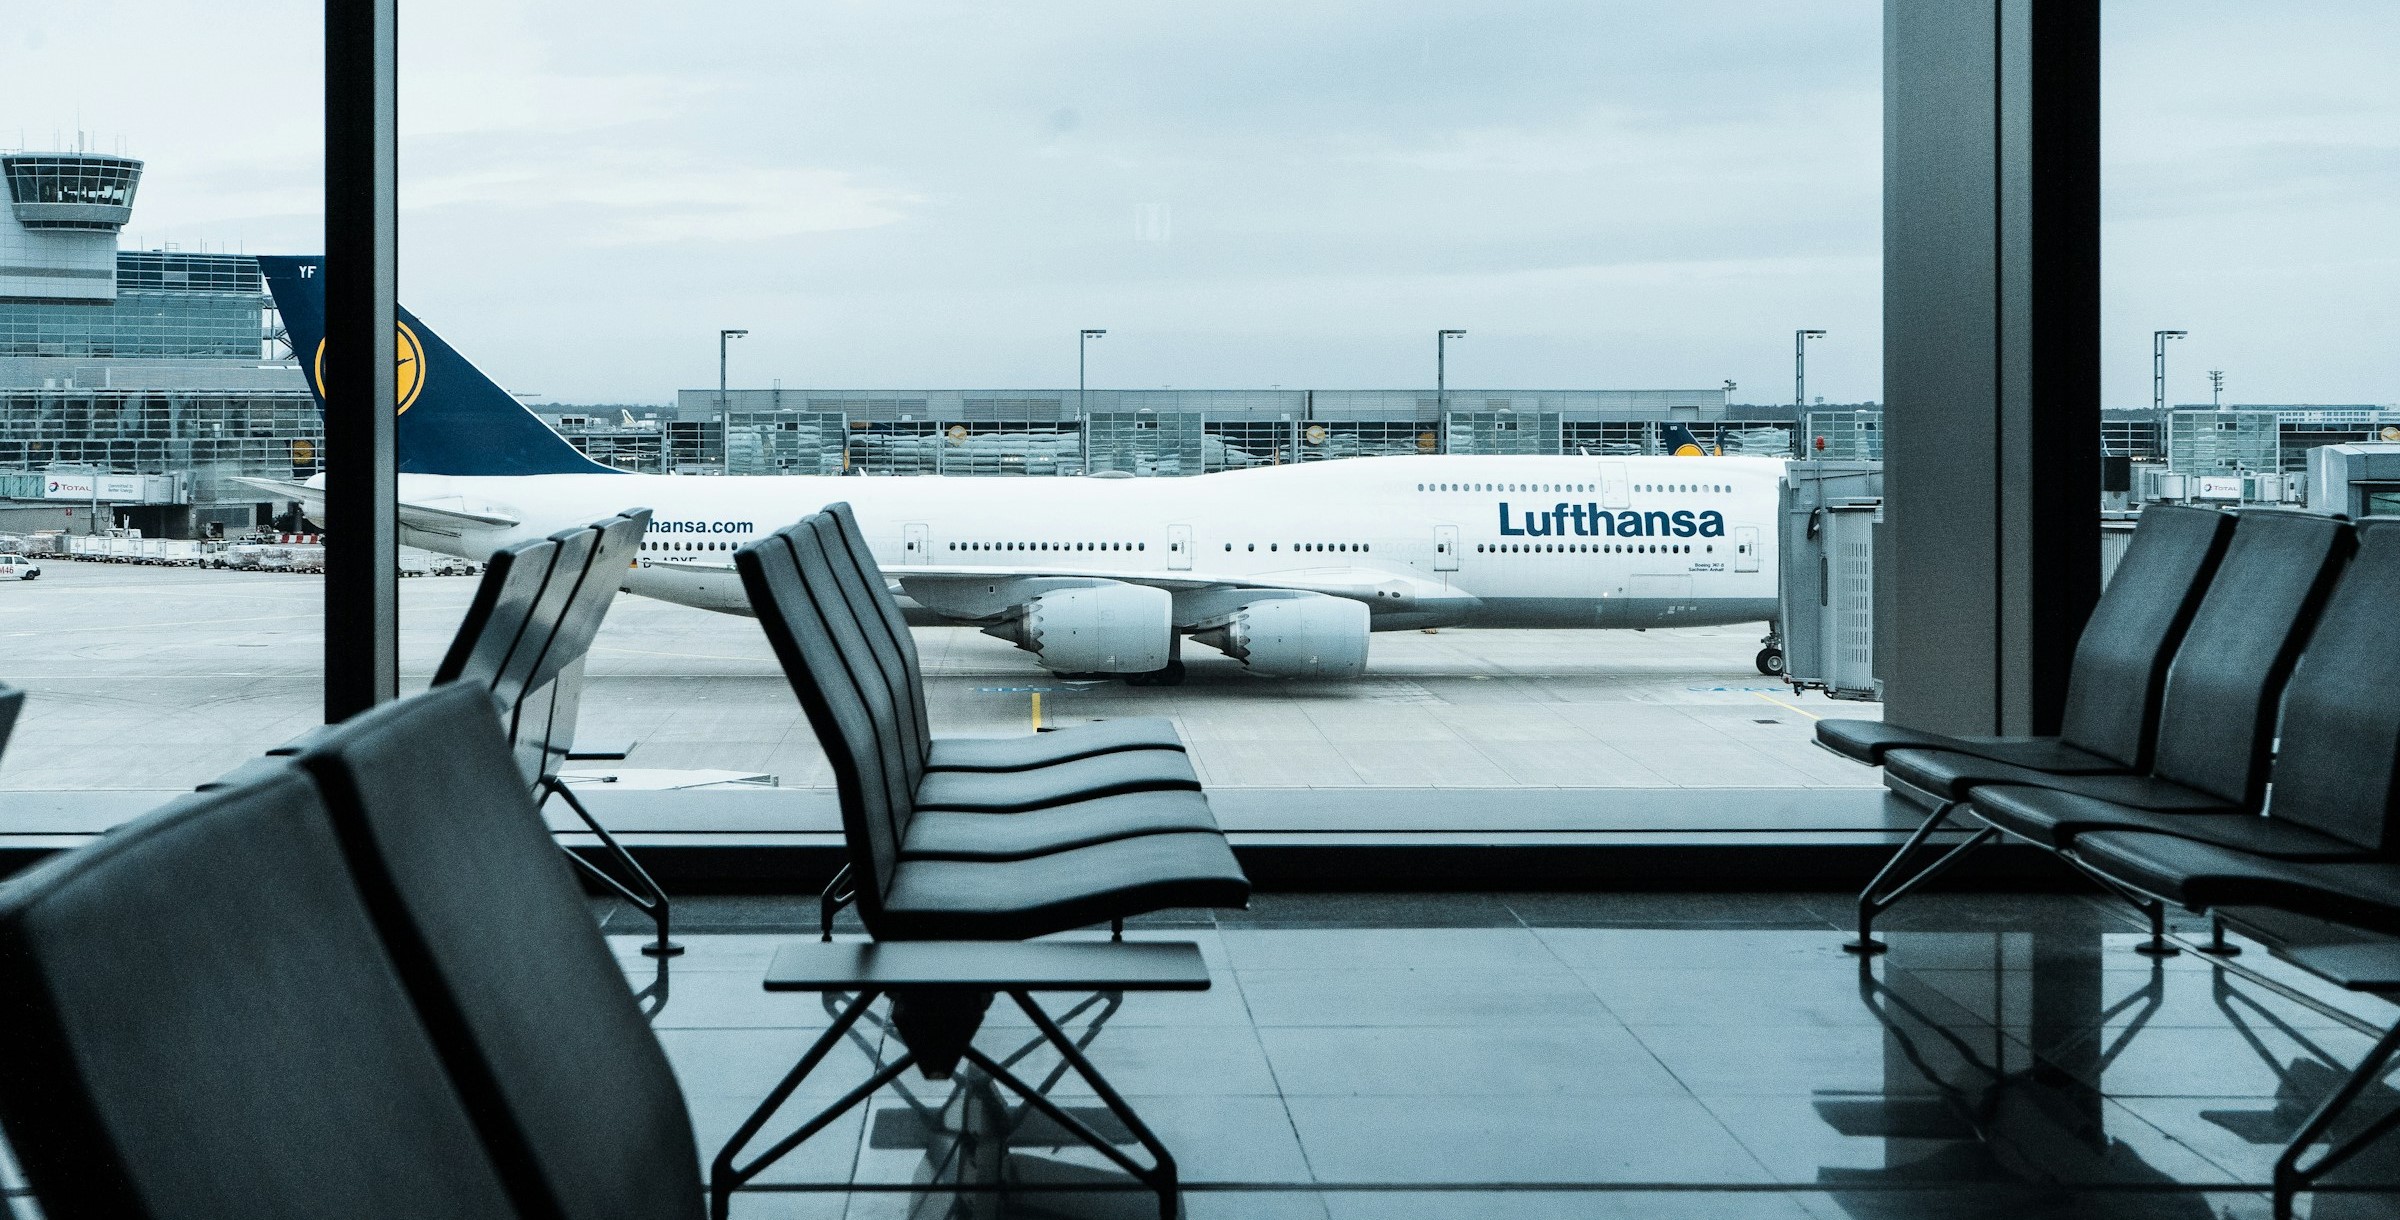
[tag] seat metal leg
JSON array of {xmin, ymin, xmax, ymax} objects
[
  {"xmin": 819, "ymin": 861, "xmax": 855, "ymax": 943},
  {"xmin": 2200, "ymin": 913, "xmax": 2242, "ymax": 957},
  {"xmin": 967, "ymin": 987, "xmax": 1181, "ymax": 1219},
  {"xmin": 2131, "ymin": 897, "xmax": 2182, "ymax": 958},
  {"xmin": 2275, "ymin": 1017, "xmax": 2400, "ymax": 1219},
  {"xmin": 1844, "ymin": 800, "xmax": 1995, "ymax": 955},
  {"xmin": 710, "ymin": 989, "xmax": 899, "ymax": 1220},
  {"xmin": 543, "ymin": 776, "xmax": 681, "ymax": 957}
]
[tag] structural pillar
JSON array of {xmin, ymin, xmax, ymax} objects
[
  {"xmin": 1882, "ymin": 0, "xmax": 2100, "ymax": 735},
  {"xmin": 322, "ymin": 0, "xmax": 401, "ymax": 720}
]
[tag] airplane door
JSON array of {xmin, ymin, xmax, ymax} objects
[
  {"xmin": 1598, "ymin": 462, "xmax": 1630, "ymax": 508},
  {"xmin": 1167, "ymin": 524, "xmax": 1193, "ymax": 571},
  {"xmin": 903, "ymin": 522, "xmax": 929, "ymax": 564},
  {"xmin": 1433, "ymin": 525, "xmax": 1460, "ymax": 571},
  {"xmin": 1734, "ymin": 525, "xmax": 1761, "ymax": 572}
]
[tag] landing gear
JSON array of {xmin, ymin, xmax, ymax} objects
[
  {"xmin": 1756, "ymin": 625, "xmax": 1786, "ymax": 677},
  {"xmin": 1126, "ymin": 632, "xmax": 1186, "ymax": 686},
  {"xmin": 1128, "ymin": 659, "xmax": 1186, "ymax": 687}
]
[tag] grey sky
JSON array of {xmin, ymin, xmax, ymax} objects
[{"xmin": 6, "ymin": 2, "xmax": 2394, "ymax": 406}]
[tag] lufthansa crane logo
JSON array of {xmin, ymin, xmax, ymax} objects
[{"xmin": 311, "ymin": 322, "xmax": 426, "ymax": 415}]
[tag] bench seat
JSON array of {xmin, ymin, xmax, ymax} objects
[
  {"xmin": 928, "ymin": 716, "xmax": 1188, "ymax": 771},
  {"xmin": 903, "ymin": 789, "xmax": 1222, "ymax": 861}
]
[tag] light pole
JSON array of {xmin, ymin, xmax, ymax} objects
[
  {"xmin": 1436, "ymin": 329, "xmax": 1467, "ymax": 414},
  {"xmin": 2208, "ymin": 369, "xmax": 2225, "ymax": 410},
  {"xmin": 718, "ymin": 328, "xmax": 748, "ymax": 407},
  {"xmin": 1794, "ymin": 329, "xmax": 1826, "ymax": 409},
  {"xmin": 2153, "ymin": 329, "xmax": 2186, "ymax": 459},
  {"xmin": 1079, "ymin": 328, "xmax": 1107, "ymax": 416}
]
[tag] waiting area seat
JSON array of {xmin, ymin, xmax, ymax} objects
[
  {"xmin": 754, "ymin": 509, "xmax": 1241, "ymax": 939},
  {"xmin": 1832, "ymin": 507, "xmax": 2350, "ymax": 952},
  {"xmin": 1827, "ymin": 514, "xmax": 2400, "ymax": 1218},
  {"xmin": 0, "ymin": 767, "xmax": 525, "ymax": 1220},
  {"xmin": 1815, "ymin": 502, "xmax": 2232, "ymax": 772},
  {"xmin": 816, "ymin": 502, "xmax": 1194, "ymax": 778},
  {"xmin": 738, "ymin": 512, "xmax": 1248, "ymax": 936},
  {"xmin": 0, "ymin": 665, "xmax": 1239, "ymax": 1219}
]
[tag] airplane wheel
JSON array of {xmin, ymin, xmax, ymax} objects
[
  {"xmin": 1755, "ymin": 648, "xmax": 1785, "ymax": 677},
  {"xmin": 1128, "ymin": 660, "xmax": 1187, "ymax": 687}
]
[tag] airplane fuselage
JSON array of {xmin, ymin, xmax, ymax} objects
[{"xmin": 381, "ymin": 454, "xmax": 1782, "ymax": 631}]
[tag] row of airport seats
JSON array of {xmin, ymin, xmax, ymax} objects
[
  {"xmin": 0, "ymin": 684, "xmax": 710, "ymax": 1220},
  {"xmin": 1820, "ymin": 506, "xmax": 2400, "ymax": 1217},
  {"xmin": 765, "ymin": 503, "xmax": 1249, "ymax": 941},
  {"xmin": 420, "ymin": 507, "xmax": 683, "ymax": 956},
  {"xmin": 0, "ymin": 506, "xmax": 1246, "ymax": 1218},
  {"xmin": 713, "ymin": 505, "xmax": 1249, "ymax": 1217}
]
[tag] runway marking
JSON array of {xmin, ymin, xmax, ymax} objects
[{"xmin": 1750, "ymin": 691, "xmax": 1821, "ymax": 721}]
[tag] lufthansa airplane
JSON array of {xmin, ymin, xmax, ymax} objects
[{"xmin": 251, "ymin": 256, "xmax": 1784, "ymax": 681}]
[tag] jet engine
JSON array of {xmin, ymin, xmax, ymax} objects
[
  {"xmin": 1188, "ymin": 592, "xmax": 1370, "ymax": 678},
  {"xmin": 983, "ymin": 582, "xmax": 1174, "ymax": 674}
]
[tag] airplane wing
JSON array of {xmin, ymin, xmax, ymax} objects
[{"xmin": 231, "ymin": 477, "xmax": 522, "ymax": 533}]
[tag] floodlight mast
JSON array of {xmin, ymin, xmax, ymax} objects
[
  {"xmin": 1437, "ymin": 329, "xmax": 1467, "ymax": 414},
  {"xmin": 1794, "ymin": 330, "xmax": 1827, "ymax": 409},
  {"xmin": 2154, "ymin": 329, "xmax": 2187, "ymax": 452},
  {"xmin": 719, "ymin": 328, "xmax": 748, "ymax": 406},
  {"xmin": 1080, "ymin": 328, "xmax": 1107, "ymax": 415}
]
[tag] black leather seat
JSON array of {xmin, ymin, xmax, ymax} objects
[
  {"xmin": 1883, "ymin": 509, "xmax": 2350, "ymax": 809},
  {"xmin": 787, "ymin": 511, "xmax": 1217, "ymax": 851},
  {"xmin": 425, "ymin": 513, "xmax": 680, "ymax": 957},
  {"xmin": 817, "ymin": 502, "xmax": 1191, "ymax": 772},
  {"xmin": 1816, "ymin": 503, "xmax": 2230, "ymax": 771},
  {"xmin": 738, "ymin": 518, "xmax": 1248, "ymax": 938},
  {"xmin": 1839, "ymin": 509, "xmax": 2346, "ymax": 955},
  {"xmin": 2055, "ymin": 518, "xmax": 2400, "ymax": 915},
  {"xmin": 802, "ymin": 510, "xmax": 1199, "ymax": 808},
  {"xmin": 431, "ymin": 534, "xmax": 563, "ymax": 698},
  {"xmin": 0, "ymin": 768, "xmax": 519, "ymax": 1219},
  {"xmin": 289, "ymin": 681, "xmax": 708, "ymax": 1220}
]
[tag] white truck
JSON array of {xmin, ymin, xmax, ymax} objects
[{"xmin": 0, "ymin": 553, "xmax": 42, "ymax": 581}]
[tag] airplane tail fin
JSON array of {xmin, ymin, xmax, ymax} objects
[
  {"xmin": 257, "ymin": 256, "xmax": 619, "ymax": 477},
  {"xmin": 1661, "ymin": 423, "xmax": 1716, "ymax": 457}
]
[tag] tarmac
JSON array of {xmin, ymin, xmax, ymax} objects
[{"xmin": 0, "ymin": 558, "xmax": 1881, "ymax": 794}]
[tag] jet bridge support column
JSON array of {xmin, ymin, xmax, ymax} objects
[{"xmin": 1881, "ymin": 0, "xmax": 2100, "ymax": 736}]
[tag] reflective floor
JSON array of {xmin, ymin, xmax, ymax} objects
[{"xmin": 590, "ymin": 891, "xmax": 2400, "ymax": 1219}]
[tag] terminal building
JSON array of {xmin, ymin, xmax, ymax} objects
[
  {"xmin": 0, "ymin": 150, "xmax": 315, "ymax": 539},
  {"xmin": 3, "ymin": 144, "xmax": 2396, "ymax": 538},
  {"xmin": 557, "ymin": 391, "xmax": 1876, "ymax": 476}
]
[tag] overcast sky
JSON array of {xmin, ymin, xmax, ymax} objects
[{"xmin": 7, "ymin": 2, "xmax": 2396, "ymax": 406}]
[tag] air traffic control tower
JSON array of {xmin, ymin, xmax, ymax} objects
[{"xmin": 0, "ymin": 152, "xmax": 141, "ymax": 303}]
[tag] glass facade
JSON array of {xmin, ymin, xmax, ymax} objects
[
  {"xmin": 0, "ymin": 250, "xmax": 311, "ymax": 531},
  {"xmin": 0, "ymin": 252, "xmax": 266, "ymax": 359}
]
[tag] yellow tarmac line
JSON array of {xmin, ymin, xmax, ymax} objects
[{"xmin": 1752, "ymin": 690, "xmax": 1821, "ymax": 721}]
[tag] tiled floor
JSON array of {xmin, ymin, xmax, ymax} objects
[{"xmin": 595, "ymin": 892, "xmax": 2400, "ymax": 1219}]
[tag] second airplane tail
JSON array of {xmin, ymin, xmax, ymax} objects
[{"xmin": 257, "ymin": 256, "xmax": 620, "ymax": 478}]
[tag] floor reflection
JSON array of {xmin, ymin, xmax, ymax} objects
[{"xmin": 599, "ymin": 892, "xmax": 2400, "ymax": 1219}]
